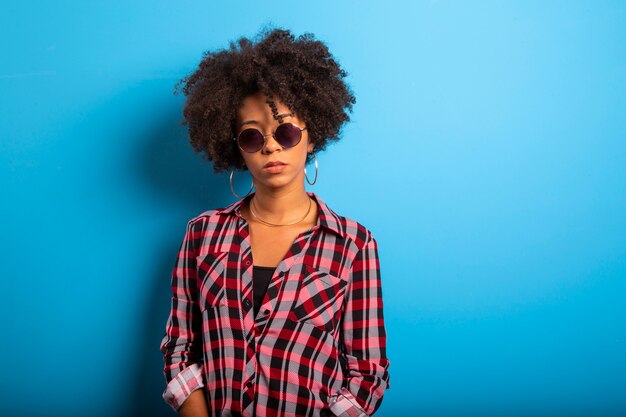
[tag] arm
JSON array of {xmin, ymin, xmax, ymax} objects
[
  {"xmin": 329, "ymin": 234, "xmax": 391, "ymax": 417},
  {"xmin": 159, "ymin": 219, "xmax": 207, "ymax": 413}
]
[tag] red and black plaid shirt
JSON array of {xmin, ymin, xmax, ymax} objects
[{"xmin": 160, "ymin": 191, "xmax": 390, "ymax": 417}]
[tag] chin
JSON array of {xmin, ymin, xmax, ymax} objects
[{"xmin": 259, "ymin": 176, "xmax": 294, "ymax": 188}]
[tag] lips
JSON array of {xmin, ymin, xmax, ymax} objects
[{"xmin": 264, "ymin": 161, "xmax": 286, "ymax": 168}]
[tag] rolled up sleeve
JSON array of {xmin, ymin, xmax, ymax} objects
[
  {"xmin": 329, "ymin": 233, "xmax": 391, "ymax": 417},
  {"xmin": 159, "ymin": 219, "xmax": 205, "ymax": 411}
]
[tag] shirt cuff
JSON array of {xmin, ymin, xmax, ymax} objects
[
  {"xmin": 328, "ymin": 387, "xmax": 369, "ymax": 417},
  {"xmin": 162, "ymin": 363, "xmax": 205, "ymax": 412}
]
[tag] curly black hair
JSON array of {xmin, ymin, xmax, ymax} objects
[{"xmin": 174, "ymin": 24, "xmax": 357, "ymax": 173}]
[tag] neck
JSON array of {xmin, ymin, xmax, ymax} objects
[{"xmin": 248, "ymin": 184, "xmax": 312, "ymax": 224}]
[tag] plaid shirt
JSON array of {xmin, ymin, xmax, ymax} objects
[{"xmin": 160, "ymin": 191, "xmax": 390, "ymax": 417}]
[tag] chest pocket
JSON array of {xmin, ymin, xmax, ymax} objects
[
  {"xmin": 196, "ymin": 251, "xmax": 228, "ymax": 309},
  {"xmin": 290, "ymin": 263, "xmax": 348, "ymax": 332}
]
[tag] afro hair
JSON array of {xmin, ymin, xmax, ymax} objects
[{"xmin": 174, "ymin": 25, "xmax": 357, "ymax": 173}]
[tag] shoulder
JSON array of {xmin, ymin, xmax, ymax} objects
[
  {"xmin": 188, "ymin": 208, "xmax": 221, "ymax": 224},
  {"xmin": 182, "ymin": 208, "xmax": 228, "ymax": 234},
  {"xmin": 179, "ymin": 208, "xmax": 235, "ymax": 253},
  {"xmin": 311, "ymin": 192, "xmax": 378, "ymax": 251},
  {"xmin": 328, "ymin": 209, "xmax": 377, "ymax": 251}
]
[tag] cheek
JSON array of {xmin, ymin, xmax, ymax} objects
[
  {"xmin": 243, "ymin": 153, "xmax": 266, "ymax": 171},
  {"xmin": 293, "ymin": 149, "xmax": 308, "ymax": 167}
]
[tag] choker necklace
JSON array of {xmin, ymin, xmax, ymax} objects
[{"xmin": 249, "ymin": 196, "xmax": 312, "ymax": 227}]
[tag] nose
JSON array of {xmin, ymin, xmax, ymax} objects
[{"xmin": 262, "ymin": 132, "xmax": 282, "ymax": 153}]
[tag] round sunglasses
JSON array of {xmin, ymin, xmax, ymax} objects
[{"xmin": 233, "ymin": 122, "xmax": 307, "ymax": 153}]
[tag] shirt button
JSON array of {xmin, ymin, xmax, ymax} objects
[
  {"xmin": 243, "ymin": 298, "xmax": 252, "ymax": 310},
  {"xmin": 246, "ymin": 380, "xmax": 253, "ymax": 388},
  {"xmin": 263, "ymin": 309, "xmax": 270, "ymax": 315},
  {"xmin": 245, "ymin": 259, "xmax": 251, "ymax": 266},
  {"xmin": 279, "ymin": 271, "xmax": 284, "ymax": 277}
]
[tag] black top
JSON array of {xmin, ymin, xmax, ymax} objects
[{"xmin": 252, "ymin": 265, "xmax": 275, "ymax": 317}]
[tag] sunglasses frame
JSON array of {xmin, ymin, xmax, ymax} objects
[{"xmin": 233, "ymin": 122, "xmax": 307, "ymax": 153}]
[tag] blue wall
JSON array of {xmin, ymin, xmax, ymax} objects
[{"xmin": 1, "ymin": 1, "xmax": 624, "ymax": 416}]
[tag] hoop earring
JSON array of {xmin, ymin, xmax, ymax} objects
[
  {"xmin": 230, "ymin": 169, "xmax": 254, "ymax": 198},
  {"xmin": 304, "ymin": 153, "xmax": 318, "ymax": 185}
]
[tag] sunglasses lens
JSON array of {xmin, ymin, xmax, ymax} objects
[
  {"xmin": 237, "ymin": 123, "xmax": 303, "ymax": 152},
  {"xmin": 238, "ymin": 128, "xmax": 264, "ymax": 152},
  {"xmin": 275, "ymin": 123, "xmax": 302, "ymax": 148}
]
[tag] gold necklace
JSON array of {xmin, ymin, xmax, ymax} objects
[{"xmin": 249, "ymin": 196, "xmax": 312, "ymax": 227}]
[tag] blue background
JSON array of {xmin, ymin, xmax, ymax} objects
[{"xmin": 1, "ymin": 1, "xmax": 624, "ymax": 416}]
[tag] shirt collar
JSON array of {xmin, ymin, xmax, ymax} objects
[{"xmin": 216, "ymin": 191, "xmax": 343, "ymax": 237}]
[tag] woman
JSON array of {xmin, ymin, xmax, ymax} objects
[{"xmin": 160, "ymin": 26, "xmax": 390, "ymax": 417}]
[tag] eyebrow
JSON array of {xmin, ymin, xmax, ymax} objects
[{"xmin": 240, "ymin": 113, "xmax": 293, "ymax": 127}]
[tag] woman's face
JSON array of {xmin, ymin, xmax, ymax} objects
[{"xmin": 236, "ymin": 92, "xmax": 313, "ymax": 190}]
